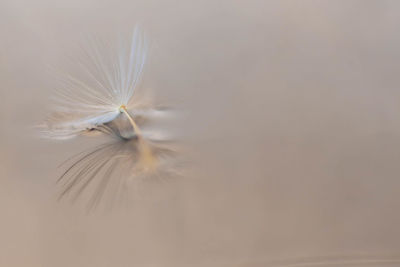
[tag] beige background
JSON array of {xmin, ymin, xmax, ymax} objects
[{"xmin": 1, "ymin": 0, "xmax": 400, "ymax": 266}]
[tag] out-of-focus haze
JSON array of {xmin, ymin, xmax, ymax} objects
[{"xmin": 1, "ymin": 0, "xmax": 400, "ymax": 266}]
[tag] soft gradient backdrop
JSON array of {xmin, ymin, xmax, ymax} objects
[{"xmin": 1, "ymin": 0, "xmax": 400, "ymax": 266}]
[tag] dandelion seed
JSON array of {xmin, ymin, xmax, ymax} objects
[{"xmin": 38, "ymin": 26, "xmax": 182, "ymax": 209}]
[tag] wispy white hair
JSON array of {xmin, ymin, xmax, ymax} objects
[{"xmin": 40, "ymin": 26, "xmax": 159, "ymax": 140}]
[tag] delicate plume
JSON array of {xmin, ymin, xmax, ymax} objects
[
  {"xmin": 40, "ymin": 26, "xmax": 153, "ymax": 140},
  {"xmin": 38, "ymin": 26, "xmax": 182, "ymax": 209}
]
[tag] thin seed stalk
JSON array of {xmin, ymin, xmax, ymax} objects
[{"xmin": 120, "ymin": 105, "xmax": 157, "ymax": 170}]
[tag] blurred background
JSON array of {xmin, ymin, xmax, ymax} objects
[{"xmin": 1, "ymin": 0, "xmax": 400, "ymax": 266}]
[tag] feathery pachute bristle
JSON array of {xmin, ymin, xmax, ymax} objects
[
  {"xmin": 39, "ymin": 26, "xmax": 181, "ymax": 209},
  {"xmin": 42, "ymin": 26, "xmax": 149, "ymax": 139}
]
